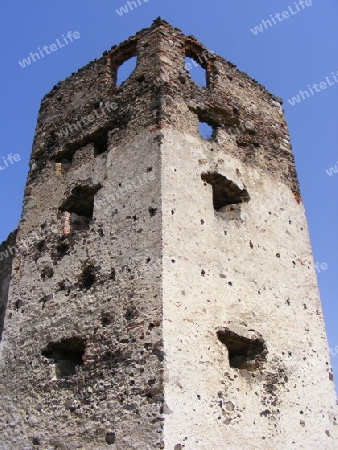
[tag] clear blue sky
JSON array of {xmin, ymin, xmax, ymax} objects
[{"xmin": 1, "ymin": 1, "xmax": 337, "ymax": 388}]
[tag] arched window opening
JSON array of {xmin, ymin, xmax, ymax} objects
[
  {"xmin": 185, "ymin": 56, "xmax": 207, "ymax": 87},
  {"xmin": 116, "ymin": 56, "xmax": 138, "ymax": 86}
]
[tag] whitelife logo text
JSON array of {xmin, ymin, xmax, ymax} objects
[
  {"xmin": 288, "ymin": 70, "xmax": 338, "ymax": 106},
  {"xmin": 18, "ymin": 31, "xmax": 81, "ymax": 68},
  {"xmin": 250, "ymin": 0, "xmax": 313, "ymax": 35},
  {"xmin": 0, "ymin": 153, "xmax": 21, "ymax": 173}
]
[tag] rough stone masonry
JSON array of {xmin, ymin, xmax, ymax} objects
[{"xmin": 0, "ymin": 18, "xmax": 337, "ymax": 450}]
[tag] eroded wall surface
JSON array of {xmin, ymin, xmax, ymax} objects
[
  {"xmin": 162, "ymin": 128, "xmax": 337, "ymax": 449},
  {"xmin": 0, "ymin": 21, "xmax": 167, "ymax": 450}
]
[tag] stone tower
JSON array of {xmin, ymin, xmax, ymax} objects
[{"xmin": 0, "ymin": 18, "xmax": 337, "ymax": 450}]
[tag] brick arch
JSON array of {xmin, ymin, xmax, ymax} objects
[
  {"xmin": 184, "ymin": 37, "xmax": 216, "ymax": 87},
  {"xmin": 107, "ymin": 39, "xmax": 139, "ymax": 85}
]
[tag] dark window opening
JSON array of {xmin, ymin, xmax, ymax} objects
[
  {"xmin": 80, "ymin": 264, "xmax": 96, "ymax": 290},
  {"xmin": 54, "ymin": 146, "xmax": 75, "ymax": 174},
  {"xmin": 56, "ymin": 146, "xmax": 74, "ymax": 165},
  {"xmin": 201, "ymin": 172, "xmax": 250, "ymax": 218},
  {"xmin": 148, "ymin": 207, "xmax": 157, "ymax": 217},
  {"xmin": 217, "ymin": 328, "xmax": 266, "ymax": 371},
  {"xmin": 42, "ymin": 337, "xmax": 86, "ymax": 379},
  {"xmin": 185, "ymin": 56, "xmax": 207, "ymax": 87},
  {"xmin": 54, "ymin": 126, "xmax": 111, "ymax": 170},
  {"xmin": 59, "ymin": 184, "xmax": 102, "ymax": 232},
  {"xmin": 92, "ymin": 130, "xmax": 108, "ymax": 156},
  {"xmin": 116, "ymin": 56, "xmax": 138, "ymax": 86}
]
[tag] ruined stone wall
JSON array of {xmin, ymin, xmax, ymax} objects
[
  {"xmin": 0, "ymin": 18, "xmax": 336, "ymax": 450},
  {"xmin": 152, "ymin": 21, "xmax": 337, "ymax": 449},
  {"xmin": 161, "ymin": 125, "xmax": 337, "ymax": 449},
  {"xmin": 0, "ymin": 21, "xmax": 168, "ymax": 450}
]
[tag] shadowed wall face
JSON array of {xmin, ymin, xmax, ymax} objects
[
  {"xmin": 0, "ymin": 231, "xmax": 17, "ymax": 341},
  {"xmin": 0, "ymin": 21, "xmax": 167, "ymax": 450}
]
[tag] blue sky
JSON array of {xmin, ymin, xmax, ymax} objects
[{"xmin": 1, "ymin": 1, "xmax": 337, "ymax": 388}]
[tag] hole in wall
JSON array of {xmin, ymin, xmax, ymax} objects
[
  {"xmin": 80, "ymin": 264, "xmax": 96, "ymax": 290},
  {"xmin": 92, "ymin": 130, "xmax": 108, "ymax": 156},
  {"xmin": 195, "ymin": 111, "xmax": 218, "ymax": 140},
  {"xmin": 59, "ymin": 184, "xmax": 102, "ymax": 232},
  {"xmin": 185, "ymin": 56, "xmax": 207, "ymax": 87},
  {"xmin": 54, "ymin": 145, "xmax": 75, "ymax": 168},
  {"xmin": 105, "ymin": 432, "xmax": 116, "ymax": 445},
  {"xmin": 55, "ymin": 125, "xmax": 111, "ymax": 168},
  {"xmin": 217, "ymin": 328, "xmax": 266, "ymax": 371},
  {"xmin": 58, "ymin": 281, "xmax": 66, "ymax": 291},
  {"xmin": 116, "ymin": 56, "xmax": 137, "ymax": 86},
  {"xmin": 148, "ymin": 207, "xmax": 157, "ymax": 217},
  {"xmin": 201, "ymin": 172, "xmax": 250, "ymax": 219},
  {"xmin": 57, "ymin": 241, "xmax": 69, "ymax": 256},
  {"xmin": 101, "ymin": 312, "xmax": 113, "ymax": 327},
  {"xmin": 136, "ymin": 74, "xmax": 145, "ymax": 82},
  {"xmin": 199, "ymin": 122, "xmax": 214, "ymax": 140},
  {"xmin": 41, "ymin": 337, "xmax": 86, "ymax": 379},
  {"xmin": 61, "ymin": 185, "xmax": 101, "ymax": 217},
  {"xmin": 15, "ymin": 300, "xmax": 24, "ymax": 311},
  {"xmin": 37, "ymin": 240, "xmax": 46, "ymax": 252}
]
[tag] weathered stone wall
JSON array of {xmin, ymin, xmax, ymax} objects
[
  {"xmin": 0, "ymin": 20, "xmax": 168, "ymax": 450},
  {"xmin": 0, "ymin": 131, "xmax": 163, "ymax": 449},
  {"xmin": 0, "ymin": 17, "xmax": 336, "ymax": 450},
  {"xmin": 161, "ymin": 126, "xmax": 337, "ymax": 449}
]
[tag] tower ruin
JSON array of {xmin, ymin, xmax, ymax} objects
[{"xmin": 0, "ymin": 18, "xmax": 337, "ymax": 449}]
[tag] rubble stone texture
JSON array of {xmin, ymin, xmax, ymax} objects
[{"xmin": 0, "ymin": 18, "xmax": 337, "ymax": 450}]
